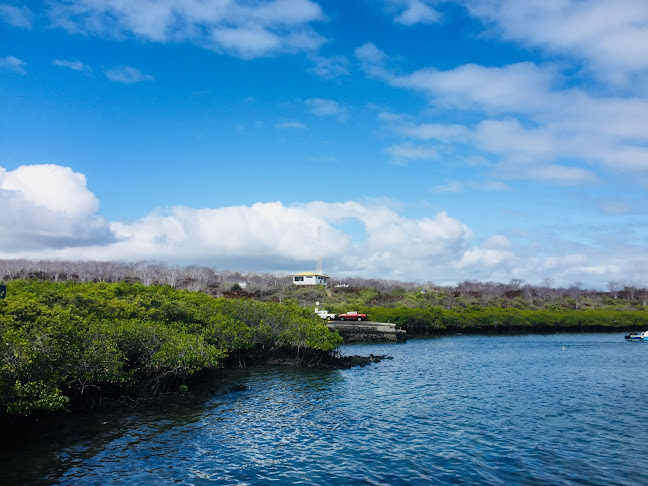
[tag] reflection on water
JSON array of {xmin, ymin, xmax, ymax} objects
[{"xmin": 3, "ymin": 334, "xmax": 648, "ymax": 485}]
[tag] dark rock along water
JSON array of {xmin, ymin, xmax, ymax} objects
[{"xmin": 4, "ymin": 333, "xmax": 648, "ymax": 485}]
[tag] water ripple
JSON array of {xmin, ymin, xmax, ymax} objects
[{"xmin": 3, "ymin": 334, "xmax": 648, "ymax": 485}]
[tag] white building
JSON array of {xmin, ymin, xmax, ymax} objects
[{"xmin": 292, "ymin": 272, "xmax": 330, "ymax": 287}]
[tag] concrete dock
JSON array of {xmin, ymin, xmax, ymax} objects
[{"xmin": 327, "ymin": 320, "xmax": 407, "ymax": 343}]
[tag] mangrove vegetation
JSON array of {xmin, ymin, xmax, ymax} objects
[{"xmin": 0, "ymin": 280, "xmax": 341, "ymax": 417}]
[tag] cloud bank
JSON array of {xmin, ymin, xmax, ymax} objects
[{"xmin": 2, "ymin": 164, "xmax": 647, "ymax": 288}]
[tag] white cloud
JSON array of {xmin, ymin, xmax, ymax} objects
[
  {"xmin": 212, "ymin": 26, "xmax": 282, "ymax": 59},
  {"xmin": 463, "ymin": 0, "xmax": 648, "ymax": 84},
  {"xmin": 432, "ymin": 181, "xmax": 464, "ymax": 193},
  {"xmin": 385, "ymin": 142, "xmax": 437, "ymax": 164},
  {"xmin": 104, "ymin": 65, "xmax": 154, "ymax": 84},
  {"xmin": 543, "ymin": 254, "xmax": 588, "ymax": 271},
  {"xmin": 0, "ymin": 4, "xmax": 32, "ymax": 28},
  {"xmin": 362, "ymin": 44, "xmax": 648, "ymax": 181},
  {"xmin": 379, "ymin": 113, "xmax": 471, "ymax": 142},
  {"xmin": 4, "ymin": 164, "xmax": 648, "ymax": 287},
  {"xmin": 1, "ymin": 164, "xmax": 98, "ymax": 217},
  {"xmin": 355, "ymin": 42, "xmax": 391, "ymax": 79},
  {"xmin": 387, "ymin": 0, "xmax": 442, "ymax": 25},
  {"xmin": 305, "ymin": 98, "xmax": 348, "ymax": 120},
  {"xmin": 0, "ymin": 164, "xmax": 112, "ymax": 251},
  {"xmin": 0, "ymin": 55, "xmax": 26, "ymax": 74},
  {"xmin": 307, "ymin": 54, "xmax": 350, "ymax": 79},
  {"xmin": 459, "ymin": 236, "xmax": 515, "ymax": 269},
  {"xmin": 52, "ymin": 59, "xmax": 92, "ymax": 73},
  {"xmin": 396, "ymin": 62, "xmax": 558, "ymax": 114},
  {"xmin": 47, "ymin": 0, "xmax": 325, "ymax": 59},
  {"xmin": 0, "ymin": 164, "xmax": 474, "ymax": 280},
  {"xmin": 511, "ymin": 164, "xmax": 599, "ymax": 185}
]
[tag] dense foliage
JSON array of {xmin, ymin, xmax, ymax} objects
[
  {"xmin": 351, "ymin": 306, "xmax": 648, "ymax": 334},
  {"xmin": 0, "ymin": 280, "xmax": 341, "ymax": 416}
]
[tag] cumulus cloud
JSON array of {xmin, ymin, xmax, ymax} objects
[
  {"xmin": 46, "ymin": 0, "xmax": 325, "ymax": 59},
  {"xmin": 0, "ymin": 55, "xmax": 26, "ymax": 74},
  {"xmin": 0, "ymin": 4, "xmax": 32, "ymax": 29},
  {"xmin": 85, "ymin": 201, "xmax": 475, "ymax": 280},
  {"xmin": 0, "ymin": 164, "xmax": 113, "ymax": 251},
  {"xmin": 104, "ymin": 65, "xmax": 154, "ymax": 84},
  {"xmin": 0, "ymin": 165, "xmax": 476, "ymax": 281},
  {"xmin": 459, "ymin": 235, "xmax": 515, "ymax": 270},
  {"xmin": 4, "ymin": 164, "xmax": 648, "ymax": 287}
]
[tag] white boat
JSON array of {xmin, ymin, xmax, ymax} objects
[{"xmin": 625, "ymin": 331, "xmax": 648, "ymax": 341}]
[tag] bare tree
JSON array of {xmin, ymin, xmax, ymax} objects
[{"xmin": 607, "ymin": 281, "xmax": 618, "ymax": 299}]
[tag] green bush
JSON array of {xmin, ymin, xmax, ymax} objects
[{"xmin": 0, "ymin": 280, "xmax": 341, "ymax": 417}]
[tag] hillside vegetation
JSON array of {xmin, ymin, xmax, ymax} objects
[{"xmin": 2, "ymin": 259, "xmax": 645, "ymax": 311}]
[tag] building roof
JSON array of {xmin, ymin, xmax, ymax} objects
[{"xmin": 292, "ymin": 272, "xmax": 330, "ymax": 278}]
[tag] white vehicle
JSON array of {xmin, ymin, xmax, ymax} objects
[{"xmin": 315, "ymin": 309, "xmax": 338, "ymax": 321}]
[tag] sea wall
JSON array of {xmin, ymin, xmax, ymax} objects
[{"xmin": 327, "ymin": 321, "xmax": 407, "ymax": 343}]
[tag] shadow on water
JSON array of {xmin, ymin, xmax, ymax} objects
[{"xmin": 1, "ymin": 366, "xmax": 345, "ymax": 486}]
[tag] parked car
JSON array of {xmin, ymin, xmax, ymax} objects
[
  {"xmin": 338, "ymin": 311, "xmax": 367, "ymax": 321},
  {"xmin": 315, "ymin": 309, "xmax": 338, "ymax": 321}
]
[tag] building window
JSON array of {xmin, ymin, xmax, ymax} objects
[{"xmin": 294, "ymin": 276, "xmax": 304, "ymax": 282}]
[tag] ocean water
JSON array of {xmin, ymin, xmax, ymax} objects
[{"xmin": 4, "ymin": 333, "xmax": 648, "ymax": 485}]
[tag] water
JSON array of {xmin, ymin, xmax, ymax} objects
[{"xmin": 4, "ymin": 334, "xmax": 648, "ymax": 485}]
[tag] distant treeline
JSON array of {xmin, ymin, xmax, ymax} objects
[
  {"xmin": 354, "ymin": 306, "xmax": 648, "ymax": 335},
  {"xmin": 0, "ymin": 280, "xmax": 341, "ymax": 417},
  {"xmin": 2, "ymin": 258, "xmax": 647, "ymax": 310}
]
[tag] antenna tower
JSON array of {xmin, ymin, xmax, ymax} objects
[{"xmin": 316, "ymin": 226, "xmax": 323, "ymax": 274}]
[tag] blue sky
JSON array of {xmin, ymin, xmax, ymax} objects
[{"xmin": 1, "ymin": 0, "xmax": 648, "ymax": 288}]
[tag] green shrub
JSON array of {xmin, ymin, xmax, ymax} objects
[{"xmin": 0, "ymin": 280, "xmax": 342, "ymax": 416}]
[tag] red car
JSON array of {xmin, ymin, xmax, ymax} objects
[{"xmin": 338, "ymin": 311, "xmax": 367, "ymax": 321}]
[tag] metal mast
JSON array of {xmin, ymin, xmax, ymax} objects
[{"xmin": 316, "ymin": 226, "xmax": 323, "ymax": 274}]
